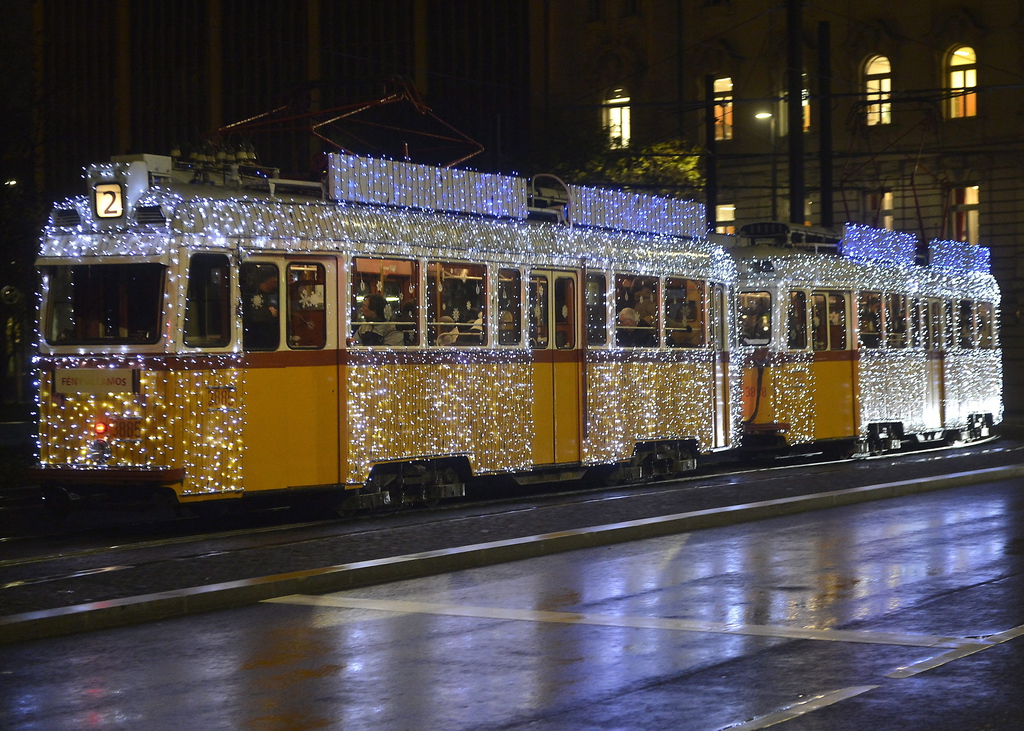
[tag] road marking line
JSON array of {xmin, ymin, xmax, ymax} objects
[
  {"xmin": 887, "ymin": 623, "xmax": 1024, "ymax": 678},
  {"xmin": 718, "ymin": 686, "xmax": 879, "ymax": 729},
  {"xmin": 264, "ymin": 594, "xmax": 969, "ymax": 649}
]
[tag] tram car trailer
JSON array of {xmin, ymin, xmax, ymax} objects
[
  {"xmin": 732, "ymin": 222, "xmax": 1002, "ymax": 455},
  {"xmin": 30, "ymin": 153, "xmax": 737, "ymax": 510}
]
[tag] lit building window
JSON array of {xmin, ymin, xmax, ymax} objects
[
  {"xmin": 948, "ymin": 46, "xmax": 977, "ymax": 118},
  {"xmin": 865, "ymin": 55, "xmax": 892, "ymax": 125},
  {"xmin": 801, "ymin": 83, "xmax": 811, "ymax": 132},
  {"xmin": 950, "ymin": 185, "xmax": 979, "ymax": 244},
  {"xmin": 715, "ymin": 204, "xmax": 736, "ymax": 234},
  {"xmin": 714, "ymin": 77, "xmax": 733, "ymax": 140},
  {"xmin": 866, "ymin": 190, "xmax": 894, "ymax": 229},
  {"xmin": 604, "ymin": 88, "xmax": 631, "ymax": 148}
]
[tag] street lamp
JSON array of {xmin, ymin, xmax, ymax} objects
[{"xmin": 755, "ymin": 111, "xmax": 778, "ymax": 222}]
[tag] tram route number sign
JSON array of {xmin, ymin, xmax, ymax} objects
[{"xmin": 54, "ymin": 368, "xmax": 139, "ymax": 395}]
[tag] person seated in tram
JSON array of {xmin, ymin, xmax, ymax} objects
[
  {"xmin": 437, "ymin": 315, "xmax": 460, "ymax": 345},
  {"xmin": 616, "ymin": 307, "xmax": 655, "ymax": 347},
  {"xmin": 357, "ymin": 293, "xmax": 404, "ymax": 346},
  {"xmin": 457, "ymin": 310, "xmax": 484, "ymax": 345}
]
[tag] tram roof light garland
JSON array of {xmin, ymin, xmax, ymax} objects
[{"xmin": 841, "ymin": 223, "xmax": 918, "ymax": 268}]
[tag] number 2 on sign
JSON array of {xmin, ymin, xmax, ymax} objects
[{"xmin": 95, "ymin": 183, "xmax": 124, "ymax": 218}]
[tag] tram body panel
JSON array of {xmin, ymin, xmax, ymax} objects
[
  {"xmin": 809, "ymin": 353, "xmax": 857, "ymax": 441},
  {"xmin": 583, "ymin": 355, "xmax": 720, "ymax": 463},
  {"xmin": 343, "ymin": 357, "xmax": 534, "ymax": 486},
  {"xmin": 239, "ymin": 360, "xmax": 340, "ymax": 494}
]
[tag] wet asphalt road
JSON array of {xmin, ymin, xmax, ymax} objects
[
  {"xmin": 2, "ymin": 477, "xmax": 1022, "ymax": 730},
  {"xmin": 2, "ymin": 439, "xmax": 1024, "ymax": 620}
]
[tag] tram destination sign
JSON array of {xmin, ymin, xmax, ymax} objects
[{"xmin": 54, "ymin": 368, "xmax": 139, "ymax": 395}]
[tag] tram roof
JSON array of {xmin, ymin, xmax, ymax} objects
[{"xmin": 42, "ymin": 154, "xmax": 733, "ymax": 281}]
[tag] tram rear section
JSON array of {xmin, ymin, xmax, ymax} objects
[{"xmin": 29, "ymin": 153, "xmax": 1000, "ymax": 513}]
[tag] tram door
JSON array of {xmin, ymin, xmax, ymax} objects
[{"xmin": 529, "ymin": 271, "xmax": 582, "ymax": 465}]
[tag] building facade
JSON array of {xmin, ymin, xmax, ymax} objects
[{"xmin": 533, "ymin": 0, "xmax": 1024, "ymax": 415}]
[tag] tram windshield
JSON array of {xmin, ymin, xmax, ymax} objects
[{"xmin": 43, "ymin": 263, "xmax": 164, "ymax": 345}]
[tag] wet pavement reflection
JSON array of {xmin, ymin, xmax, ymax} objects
[{"xmin": 3, "ymin": 480, "xmax": 1023, "ymax": 729}]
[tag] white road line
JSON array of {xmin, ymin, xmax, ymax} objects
[
  {"xmin": 718, "ymin": 686, "xmax": 879, "ymax": 729},
  {"xmin": 887, "ymin": 623, "xmax": 1024, "ymax": 678},
  {"xmin": 264, "ymin": 594, "xmax": 971, "ymax": 649}
]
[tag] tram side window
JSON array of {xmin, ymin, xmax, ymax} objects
[
  {"xmin": 427, "ymin": 261, "xmax": 486, "ymax": 346},
  {"xmin": 958, "ymin": 299, "xmax": 975, "ymax": 348},
  {"xmin": 812, "ymin": 291, "xmax": 848, "ymax": 351},
  {"xmin": 529, "ymin": 274, "xmax": 549, "ymax": 349},
  {"xmin": 585, "ymin": 273, "xmax": 608, "ymax": 345},
  {"xmin": 351, "ymin": 257, "xmax": 418, "ymax": 347},
  {"xmin": 665, "ymin": 278, "xmax": 706, "ymax": 347},
  {"xmin": 858, "ymin": 291, "xmax": 882, "ymax": 348},
  {"xmin": 977, "ymin": 302, "xmax": 995, "ymax": 349},
  {"xmin": 241, "ymin": 262, "xmax": 280, "ymax": 351},
  {"xmin": 787, "ymin": 290, "xmax": 808, "ymax": 350},
  {"xmin": 886, "ymin": 293, "xmax": 908, "ymax": 348},
  {"xmin": 497, "ymin": 269, "xmax": 522, "ymax": 346},
  {"xmin": 615, "ymin": 274, "xmax": 658, "ymax": 347},
  {"xmin": 554, "ymin": 276, "xmax": 577, "ymax": 349},
  {"xmin": 737, "ymin": 291, "xmax": 771, "ymax": 346},
  {"xmin": 184, "ymin": 254, "xmax": 230, "ymax": 348},
  {"xmin": 286, "ymin": 263, "xmax": 326, "ymax": 349}
]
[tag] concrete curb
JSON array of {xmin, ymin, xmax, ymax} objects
[{"xmin": 3, "ymin": 463, "xmax": 1024, "ymax": 645}]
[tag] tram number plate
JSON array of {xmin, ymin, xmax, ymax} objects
[
  {"xmin": 111, "ymin": 418, "xmax": 142, "ymax": 440},
  {"xmin": 208, "ymin": 386, "xmax": 236, "ymax": 409}
]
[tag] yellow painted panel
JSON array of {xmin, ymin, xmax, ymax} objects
[
  {"xmin": 240, "ymin": 365, "xmax": 339, "ymax": 492},
  {"xmin": 553, "ymin": 360, "xmax": 581, "ymax": 463},
  {"xmin": 531, "ymin": 364, "xmax": 555, "ymax": 465},
  {"xmin": 811, "ymin": 360, "xmax": 857, "ymax": 440}
]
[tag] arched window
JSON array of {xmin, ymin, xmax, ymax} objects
[
  {"xmin": 948, "ymin": 46, "xmax": 977, "ymax": 118},
  {"xmin": 603, "ymin": 88, "xmax": 631, "ymax": 148},
  {"xmin": 864, "ymin": 55, "xmax": 891, "ymax": 125}
]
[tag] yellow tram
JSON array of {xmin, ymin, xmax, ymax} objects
[
  {"xmin": 733, "ymin": 222, "xmax": 1002, "ymax": 453},
  {"xmin": 31, "ymin": 153, "xmax": 735, "ymax": 508}
]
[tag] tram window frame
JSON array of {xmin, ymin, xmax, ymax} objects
[
  {"xmin": 885, "ymin": 293, "xmax": 908, "ymax": 348},
  {"xmin": 44, "ymin": 262, "xmax": 166, "ymax": 346},
  {"xmin": 977, "ymin": 301, "xmax": 995, "ymax": 349},
  {"xmin": 737, "ymin": 291, "xmax": 772, "ymax": 346},
  {"xmin": 427, "ymin": 261, "xmax": 487, "ymax": 346},
  {"xmin": 585, "ymin": 272, "xmax": 608, "ymax": 346},
  {"xmin": 614, "ymin": 274, "xmax": 659, "ymax": 347},
  {"xmin": 553, "ymin": 276, "xmax": 577, "ymax": 349},
  {"xmin": 709, "ymin": 283, "xmax": 728, "ymax": 350},
  {"xmin": 665, "ymin": 278, "xmax": 707, "ymax": 348},
  {"xmin": 811, "ymin": 290, "xmax": 848, "ymax": 351},
  {"xmin": 925, "ymin": 298, "xmax": 943, "ymax": 351},
  {"xmin": 787, "ymin": 290, "xmax": 809, "ymax": 350},
  {"xmin": 528, "ymin": 273, "xmax": 549, "ymax": 349},
  {"xmin": 957, "ymin": 298, "xmax": 976, "ymax": 349},
  {"xmin": 241, "ymin": 262, "xmax": 281, "ymax": 351},
  {"xmin": 858, "ymin": 291, "xmax": 882, "ymax": 349},
  {"xmin": 351, "ymin": 257, "xmax": 418, "ymax": 347},
  {"xmin": 497, "ymin": 268, "xmax": 522, "ymax": 346},
  {"xmin": 184, "ymin": 253, "xmax": 231, "ymax": 348},
  {"xmin": 286, "ymin": 262, "xmax": 327, "ymax": 350}
]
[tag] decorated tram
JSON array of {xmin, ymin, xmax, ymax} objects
[
  {"xmin": 29, "ymin": 152, "xmax": 1002, "ymax": 511},
  {"xmin": 31, "ymin": 153, "xmax": 736, "ymax": 509}
]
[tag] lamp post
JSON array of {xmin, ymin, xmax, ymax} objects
[{"xmin": 755, "ymin": 111, "xmax": 778, "ymax": 222}]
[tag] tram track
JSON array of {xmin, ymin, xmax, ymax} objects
[{"xmin": 1, "ymin": 437, "xmax": 1017, "ymax": 592}]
